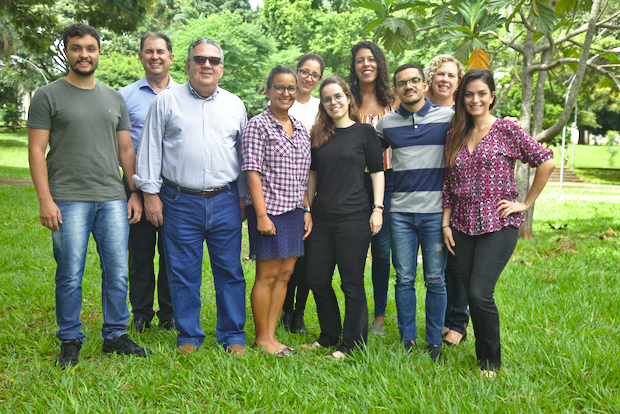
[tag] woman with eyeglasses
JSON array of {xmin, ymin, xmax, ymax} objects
[
  {"xmin": 442, "ymin": 69, "xmax": 554, "ymax": 377},
  {"xmin": 279, "ymin": 53, "xmax": 325, "ymax": 336},
  {"xmin": 349, "ymin": 41, "xmax": 398, "ymax": 336},
  {"xmin": 301, "ymin": 76, "xmax": 384, "ymax": 359},
  {"xmin": 241, "ymin": 65, "xmax": 312, "ymax": 356}
]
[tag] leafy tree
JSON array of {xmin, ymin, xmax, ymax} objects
[
  {"xmin": 95, "ymin": 53, "xmax": 145, "ymax": 90},
  {"xmin": 262, "ymin": 0, "xmax": 375, "ymax": 77}
]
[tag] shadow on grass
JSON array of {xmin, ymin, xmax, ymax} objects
[
  {"xmin": 575, "ymin": 168, "xmax": 620, "ymax": 185},
  {"xmin": 0, "ymin": 139, "xmax": 28, "ymax": 148},
  {"xmin": 0, "ymin": 166, "xmax": 31, "ymax": 180}
]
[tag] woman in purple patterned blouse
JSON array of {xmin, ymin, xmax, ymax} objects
[{"xmin": 441, "ymin": 69, "xmax": 555, "ymax": 377}]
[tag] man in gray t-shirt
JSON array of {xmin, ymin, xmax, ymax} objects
[{"xmin": 27, "ymin": 23, "xmax": 151, "ymax": 368}]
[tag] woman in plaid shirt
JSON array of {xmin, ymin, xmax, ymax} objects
[{"xmin": 241, "ymin": 66, "xmax": 313, "ymax": 356}]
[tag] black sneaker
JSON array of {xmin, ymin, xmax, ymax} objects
[
  {"xmin": 404, "ymin": 340, "xmax": 417, "ymax": 353},
  {"xmin": 129, "ymin": 317, "xmax": 151, "ymax": 333},
  {"xmin": 159, "ymin": 317, "xmax": 176, "ymax": 331},
  {"xmin": 56, "ymin": 339, "xmax": 82, "ymax": 368},
  {"xmin": 103, "ymin": 334, "xmax": 152, "ymax": 357},
  {"xmin": 279, "ymin": 311, "xmax": 293, "ymax": 332},
  {"xmin": 427, "ymin": 343, "xmax": 446, "ymax": 365},
  {"xmin": 291, "ymin": 313, "xmax": 307, "ymax": 335}
]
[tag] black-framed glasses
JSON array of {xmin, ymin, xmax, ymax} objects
[
  {"xmin": 192, "ymin": 56, "xmax": 222, "ymax": 66},
  {"xmin": 321, "ymin": 93, "xmax": 346, "ymax": 106},
  {"xmin": 297, "ymin": 67, "xmax": 322, "ymax": 82},
  {"xmin": 272, "ymin": 85, "xmax": 298, "ymax": 95},
  {"xmin": 396, "ymin": 77, "xmax": 422, "ymax": 89}
]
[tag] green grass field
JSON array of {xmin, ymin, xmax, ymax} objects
[{"xmin": 0, "ymin": 184, "xmax": 619, "ymax": 412}]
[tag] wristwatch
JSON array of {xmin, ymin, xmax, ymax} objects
[{"xmin": 303, "ymin": 206, "xmax": 312, "ymax": 213}]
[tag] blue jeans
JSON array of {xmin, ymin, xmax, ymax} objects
[
  {"xmin": 391, "ymin": 212, "xmax": 447, "ymax": 345},
  {"xmin": 160, "ymin": 182, "xmax": 246, "ymax": 349},
  {"xmin": 364, "ymin": 170, "xmax": 393, "ymax": 317},
  {"xmin": 52, "ymin": 200, "xmax": 130, "ymax": 341}
]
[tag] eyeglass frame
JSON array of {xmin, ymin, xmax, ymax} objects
[
  {"xmin": 297, "ymin": 67, "xmax": 322, "ymax": 82},
  {"xmin": 191, "ymin": 55, "xmax": 222, "ymax": 66},
  {"xmin": 395, "ymin": 77, "xmax": 422, "ymax": 89},
  {"xmin": 321, "ymin": 93, "xmax": 347, "ymax": 106},
  {"xmin": 271, "ymin": 84, "xmax": 298, "ymax": 95}
]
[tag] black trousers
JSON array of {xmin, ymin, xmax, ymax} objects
[
  {"xmin": 306, "ymin": 211, "xmax": 371, "ymax": 354},
  {"xmin": 283, "ymin": 251, "xmax": 310, "ymax": 315},
  {"xmin": 123, "ymin": 177, "xmax": 173, "ymax": 322},
  {"xmin": 444, "ymin": 253, "xmax": 470, "ymax": 334},
  {"xmin": 452, "ymin": 226, "xmax": 519, "ymax": 371}
]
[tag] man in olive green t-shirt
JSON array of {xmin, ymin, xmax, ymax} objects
[{"xmin": 27, "ymin": 23, "xmax": 151, "ymax": 368}]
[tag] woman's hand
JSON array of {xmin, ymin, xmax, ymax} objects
[
  {"xmin": 496, "ymin": 199, "xmax": 529, "ymax": 219},
  {"xmin": 257, "ymin": 215, "xmax": 276, "ymax": 236},
  {"xmin": 443, "ymin": 226, "xmax": 456, "ymax": 256},
  {"xmin": 303, "ymin": 212, "xmax": 313, "ymax": 240},
  {"xmin": 369, "ymin": 211, "xmax": 383, "ymax": 236}
]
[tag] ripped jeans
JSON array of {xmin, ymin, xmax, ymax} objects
[{"xmin": 391, "ymin": 212, "xmax": 447, "ymax": 345}]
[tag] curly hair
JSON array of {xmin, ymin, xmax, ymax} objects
[
  {"xmin": 310, "ymin": 76, "xmax": 361, "ymax": 149},
  {"xmin": 348, "ymin": 41, "xmax": 395, "ymax": 110},
  {"xmin": 424, "ymin": 54, "xmax": 465, "ymax": 104}
]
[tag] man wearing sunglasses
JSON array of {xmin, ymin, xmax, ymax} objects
[
  {"xmin": 375, "ymin": 64, "xmax": 454, "ymax": 365},
  {"xmin": 133, "ymin": 38, "xmax": 248, "ymax": 356},
  {"xmin": 119, "ymin": 32, "xmax": 178, "ymax": 335}
]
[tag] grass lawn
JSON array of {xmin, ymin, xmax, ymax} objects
[
  {"xmin": 0, "ymin": 184, "xmax": 618, "ymax": 412},
  {"xmin": 551, "ymin": 144, "xmax": 620, "ymax": 185},
  {"xmin": 0, "ymin": 129, "xmax": 30, "ymax": 180}
]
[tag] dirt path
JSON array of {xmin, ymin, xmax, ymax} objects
[{"xmin": 0, "ymin": 178, "xmax": 33, "ymax": 186}]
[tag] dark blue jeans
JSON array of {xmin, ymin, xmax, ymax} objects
[
  {"xmin": 52, "ymin": 200, "xmax": 130, "ymax": 341},
  {"xmin": 391, "ymin": 212, "xmax": 447, "ymax": 345},
  {"xmin": 160, "ymin": 182, "xmax": 246, "ymax": 349},
  {"xmin": 364, "ymin": 170, "xmax": 393, "ymax": 317}
]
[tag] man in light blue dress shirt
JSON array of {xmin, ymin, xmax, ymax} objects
[
  {"xmin": 133, "ymin": 38, "xmax": 248, "ymax": 356},
  {"xmin": 119, "ymin": 33, "xmax": 178, "ymax": 334}
]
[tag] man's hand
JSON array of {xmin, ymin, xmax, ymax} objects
[
  {"xmin": 127, "ymin": 193, "xmax": 143, "ymax": 224},
  {"xmin": 39, "ymin": 197, "xmax": 62, "ymax": 231},
  {"xmin": 144, "ymin": 192, "xmax": 164, "ymax": 226}
]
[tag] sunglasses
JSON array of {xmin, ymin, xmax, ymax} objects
[{"xmin": 191, "ymin": 56, "xmax": 222, "ymax": 66}]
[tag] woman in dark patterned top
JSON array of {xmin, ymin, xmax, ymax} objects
[
  {"xmin": 442, "ymin": 69, "xmax": 555, "ymax": 377},
  {"xmin": 301, "ymin": 76, "xmax": 384, "ymax": 359},
  {"xmin": 241, "ymin": 66, "xmax": 312, "ymax": 356}
]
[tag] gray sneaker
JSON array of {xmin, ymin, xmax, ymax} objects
[{"xmin": 369, "ymin": 321, "xmax": 385, "ymax": 336}]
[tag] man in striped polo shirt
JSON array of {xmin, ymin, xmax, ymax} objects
[{"xmin": 376, "ymin": 63, "xmax": 453, "ymax": 364}]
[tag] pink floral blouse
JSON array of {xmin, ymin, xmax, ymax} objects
[{"xmin": 442, "ymin": 119, "xmax": 553, "ymax": 235}]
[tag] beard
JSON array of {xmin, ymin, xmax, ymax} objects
[
  {"xmin": 70, "ymin": 59, "xmax": 98, "ymax": 77},
  {"xmin": 400, "ymin": 88, "xmax": 423, "ymax": 107}
]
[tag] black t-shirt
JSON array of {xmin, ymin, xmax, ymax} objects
[{"xmin": 310, "ymin": 122, "xmax": 383, "ymax": 218}]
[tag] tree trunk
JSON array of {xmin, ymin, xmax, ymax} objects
[{"xmin": 516, "ymin": 30, "xmax": 536, "ymax": 239}]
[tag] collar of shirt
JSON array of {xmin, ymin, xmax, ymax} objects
[
  {"xmin": 262, "ymin": 105, "xmax": 305, "ymax": 134},
  {"xmin": 137, "ymin": 75, "xmax": 177, "ymax": 94},
  {"xmin": 188, "ymin": 82, "xmax": 220, "ymax": 101},
  {"xmin": 396, "ymin": 97, "xmax": 434, "ymax": 118}
]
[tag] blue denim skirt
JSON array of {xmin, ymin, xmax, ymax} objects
[{"xmin": 246, "ymin": 205, "xmax": 304, "ymax": 261}]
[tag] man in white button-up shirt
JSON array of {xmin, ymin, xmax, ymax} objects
[{"xmin": 134, "ymin": 38, "xmax": 248, "ymax": 356}]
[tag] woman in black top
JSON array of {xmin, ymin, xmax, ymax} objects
[{"xmin": 302, "ymin": 76, "xmax": 384, "ymax": 359}]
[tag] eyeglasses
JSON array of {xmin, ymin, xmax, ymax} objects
[
  {"xmin": 191, "ymin": 56, "xmax": 222, "ymax": 66},
  {"xmin": 395, "ymin": 77, "xmax": 422, "ymax": 89},
  {"xmin": 271, "ymin": 85, "xmax": 298, "ymax": 95},
  {"xmin": 297, "ymin": 67, "xmax": 322, "ymax": 82},
  {"xmin": 321, "ymin": 93, "xmax": 346, "ymax": 106}
]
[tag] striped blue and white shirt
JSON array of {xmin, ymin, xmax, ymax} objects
[{"xmin": 376, "ymin": 98, "xmax": 453, "ymax": 213}]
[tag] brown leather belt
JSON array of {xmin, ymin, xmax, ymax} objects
[{"xmin": 163, "ymin": 178, "xmax": 230, "ymax": 198}]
